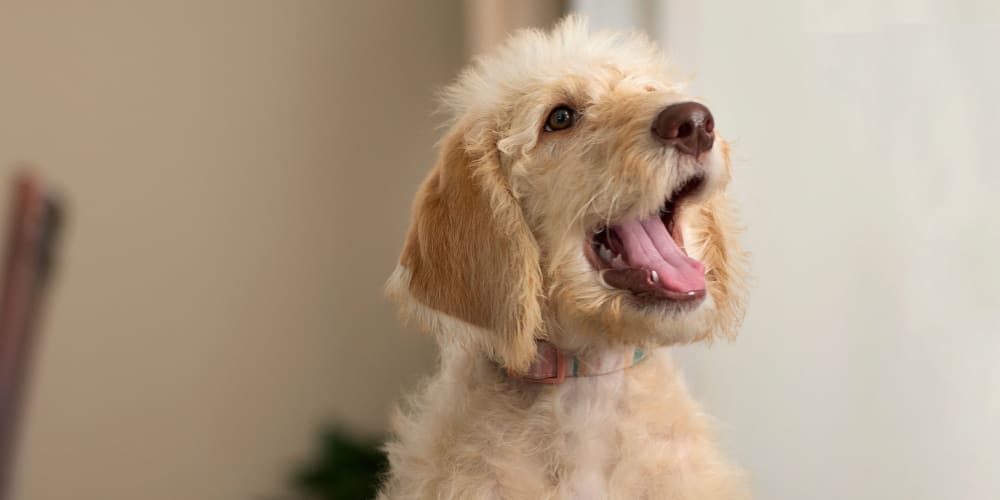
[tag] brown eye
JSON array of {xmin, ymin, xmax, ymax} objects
[{"xmin": 545, "ymin": 106, "xmax": 576, "ymax": 132}]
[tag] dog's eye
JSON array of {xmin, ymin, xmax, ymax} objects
[{"xmin": 545, "ymin": 106, "xmax": 576, "ymax": 132}]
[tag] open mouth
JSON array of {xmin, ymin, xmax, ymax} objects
[{"xmin": 586, "ymin": 175, "xmax": 707, "ymax": 303}]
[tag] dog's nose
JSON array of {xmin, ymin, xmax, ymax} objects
[{"xmin": 652, "ymin": 102, "xmax": 715, "ymax": 156}]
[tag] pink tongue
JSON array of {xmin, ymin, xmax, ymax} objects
[{"xmin": 612, "ymin": 214, "xmax": 706, "ymax": 293}]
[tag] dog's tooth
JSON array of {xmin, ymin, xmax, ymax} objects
[
  {"xmin": 599, "ymin": 246, "xmax": 613, "ymax": 262},
  {"xmin": 650, "ymin": 270, "xmax": 660, "ymax": 284},
  {"xmin": 611, "ymin": 255, "xmax": 626, "ymax": 269}
]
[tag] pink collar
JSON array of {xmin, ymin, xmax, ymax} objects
[{"xmin": 507, "ymin": 341, "xmax": 649, "ymax": 384}]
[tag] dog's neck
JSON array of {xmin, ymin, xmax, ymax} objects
[
  {"xmin": 487, "ymin": 344, "xmax": 692, "ymax": 499},
  {"xmin": 506, "ymin": 340, "xmax": 649, "ymax": 384}
]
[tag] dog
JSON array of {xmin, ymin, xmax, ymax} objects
[{"xmin": 378, "ymin": 17, "xmax": 750, "ymax": 500}]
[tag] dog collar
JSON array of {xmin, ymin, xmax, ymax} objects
[{"xmin": 507, "ymin": 341, "xmax": 648, "ymax": 384}]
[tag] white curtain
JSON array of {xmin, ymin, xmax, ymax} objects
[{"xmin": 572, "ymin": 1, "xmax": 1000, "ymax": 499}]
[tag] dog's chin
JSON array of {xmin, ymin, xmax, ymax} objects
[
  {"xmin": 554, "ymin": 283, "xmax": 716, "ymax": 348},
  {"xmin": 627, "ymin": 292, "xmax": 716, "ymax": 345}
]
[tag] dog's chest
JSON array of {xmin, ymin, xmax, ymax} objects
[{"xmin": 556, "ymin": 372, "xmax": 628, "ymax": 500}]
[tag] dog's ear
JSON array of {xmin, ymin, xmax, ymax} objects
[{"xmin": 386, "ymin": 125, "xmax": 543, "ymax": 372}]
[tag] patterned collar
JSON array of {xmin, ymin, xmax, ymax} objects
[{"xmin": 507, "ymin": 341, "xmax": 648, "ymax": 384}]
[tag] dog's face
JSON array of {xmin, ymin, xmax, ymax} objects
[{"xmin": 388, "ymin": 18, "xmax": 748, "ymax": 372}]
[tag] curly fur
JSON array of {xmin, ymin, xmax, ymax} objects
[{"xmin": 380, "ymin": 16, "xmax": 750, "ymax": 499}]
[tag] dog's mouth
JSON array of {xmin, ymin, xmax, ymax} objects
[{"xmin": 586, "ymin": 175, "xmax": 707, "ymax": 303}]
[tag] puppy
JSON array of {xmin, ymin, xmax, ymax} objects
[{"xmin": 379, "ymin": 17, "xmax": 750, "ymax": 500}]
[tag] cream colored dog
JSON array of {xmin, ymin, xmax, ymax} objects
[{"xmin": 379, "ymin": 17, "xmax": 750, "ymax": 500}]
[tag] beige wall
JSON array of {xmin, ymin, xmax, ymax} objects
[
  {"xmin": 464, "ymin": 0, "xmax": 566, "ymax": 55},
  {"xmin": 0, "ymin": 2, "xmax": 464, "ymax": 499}
]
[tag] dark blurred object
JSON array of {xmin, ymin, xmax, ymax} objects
[
  {"xmin": 0, "ymin": 171, "xmax": 63, "ymax": 500},
  {"xmin": 291, "ymin": 427, "xmax": 388, "ymax": 500}
]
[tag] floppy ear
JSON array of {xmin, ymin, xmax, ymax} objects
[{"xmin": 386, "ymin": 126, "xmax": 544, "ymax": 372}]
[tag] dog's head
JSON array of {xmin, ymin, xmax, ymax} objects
[{"xmin": 387, "ymin": 17, "xmax": 749, "ymax": 372}]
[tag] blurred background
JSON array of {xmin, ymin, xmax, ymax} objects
[{"xmin": 1, "ymin": 1, "xmax": 997, "ymax": 499}]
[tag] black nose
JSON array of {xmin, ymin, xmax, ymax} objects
[{"xmin": 652, "ymin": 102, "xmax": 715, "ymax": 156}]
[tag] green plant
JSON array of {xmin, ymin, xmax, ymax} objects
[{"xmin": 290, "ymin": 427, "xmax": 388, "ymax": 500}]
